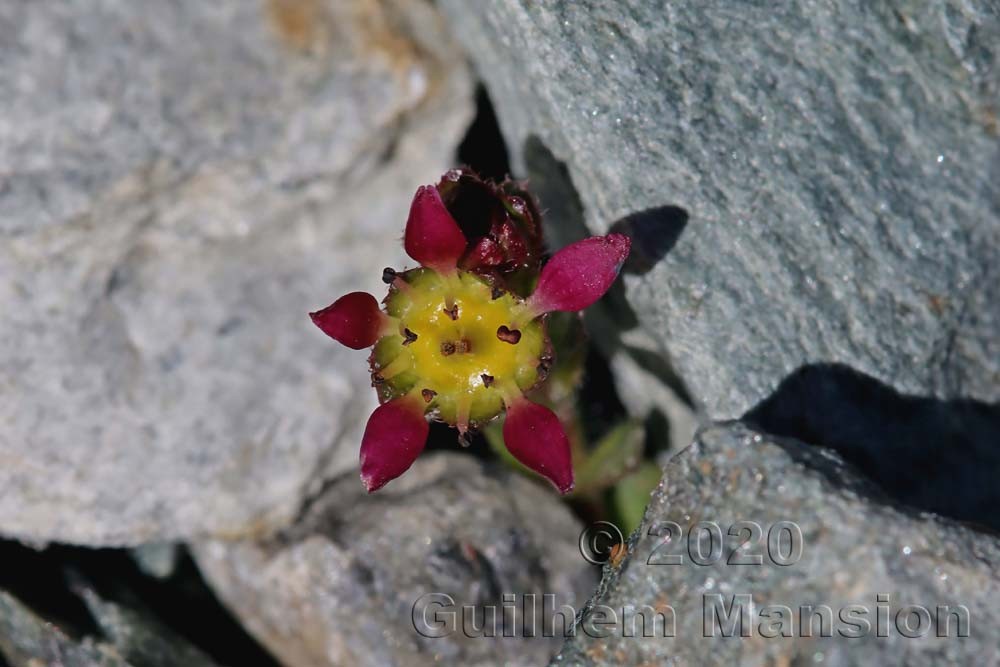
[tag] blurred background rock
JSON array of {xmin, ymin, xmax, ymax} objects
[
  {"xmin": 0, "ymin": 0, "xmax": 472, "ymax": 545},
  {"xmin": 1, "ymin": 1, "xmax": 998, "ymax": 666}
]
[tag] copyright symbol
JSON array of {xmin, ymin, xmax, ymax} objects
[{"xmin": 578, "ymin": 521, "xmax": 624, "ymax": 564}]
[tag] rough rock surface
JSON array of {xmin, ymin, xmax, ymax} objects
[
  {"xmin": 194, "ymin": 453, "xmax": 594, "ymax": 667},
  {"xmin": 0, "ymin": 0, "xmax": 472, "ymax": 544},
  {"xmin": 437, "ymin": 0, "xmax": 1000, "ymax": 419},
  {"xmin": 0, "ymin": 584, "xmax": 219, "ymax": 667},
  {"xmin": 1, "ymin": 591, "xmax": 131, "ymax": 667},
  {"xmin": 554, "ymin": 422, "xmax": 1000, "ymax": 666}
]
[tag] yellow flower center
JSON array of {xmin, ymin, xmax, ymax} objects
[{"xmin": 374, "ymin": 269, "xmax": 545, "ymax": 429}]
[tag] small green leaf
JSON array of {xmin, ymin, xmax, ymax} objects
[
  {"xmin": 613, "ymin": 463, "xmax": 663, "ymax": 534},
  {"xmin": 572, "ymin": 419, "xmax": 645, "ymax": 495}
]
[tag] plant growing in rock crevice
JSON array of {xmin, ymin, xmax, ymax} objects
[{"xmin": 310, "ymin": 168, "xmax": 633, "ymax": 495}]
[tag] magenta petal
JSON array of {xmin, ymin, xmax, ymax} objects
[
  {"xmin": 404, "ymin": 185, "xmax": 467, "ymax": 272},
  {"xmin": 360, "ymin": 397, "xmax": 429, "ymax": 493},
  {"xmin": 528, "ymin": 234, "xmax": 632, "ymax": 313},
  {"xmin": 310, "ymin": 292, "xmax": 384, "ymax": 350},
  {"xmin": 502, "ymin": 399, "xmax": 574, "ymax": 493}
]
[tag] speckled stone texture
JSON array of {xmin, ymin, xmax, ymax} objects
[
  {"xmin": 436, "ymin": 0, "xmax": 1000, "ymax": 419},
  {"xmin": 0, "ymin": 0, "xmax": 472, "ymax": 544},
  {"xmin": 0, "ymin": 584, "xmax": 219, "ymax": 667},
  {"xmin": 553, "ymin": 422, "xmax": 1000, "ymax": 666},
  {"xmin": 193, "ymin": 453, "xmax": 595, "ymax": 667},
  {"xmin": 1, "ymin": 591, "xmax": 129, "ymax": 667}
]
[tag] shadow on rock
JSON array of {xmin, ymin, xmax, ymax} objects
[
  {"xmin": 522, "ymin": 134, "xmax": 690, "ymax": 276},
  {"xmin": 745, "ymin": 362, "xmax": 1000, "ymax": 532},
  {"xmin": 522, "ymin": 133, "xmax": 694, "ymax": 410},
  {"xmin": 609, "ymin": 206, "xmax": 688, "ymax": 276}
]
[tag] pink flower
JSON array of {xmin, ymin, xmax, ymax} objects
[{"xmin": 310, "ymin": 175, "xmax": 630, "ymax": 494}]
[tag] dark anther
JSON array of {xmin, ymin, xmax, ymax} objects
[
  {"xmin": 496, "ymin": 325, "xmax": 522, "ymax": 344},
  {"xmin": 455, "ymin": 339, "xmax": 471, "ymax": 354},
  {"xmin": 421, "ymin": 388, "xmax": 437, "ymax": 403},
  {"xmin": 491, "ymin": 285, "xmax": 505, "ymax": 300},
  {"xmin": 381, "ymin": 267, "xmax": 398, "ymax": 284},
  {"xmin": 481, "ymin": 373, "xmax": 495, "ymax": 388},
  {"xmin": 537, "ymin": 351, "xmax": 554, "ymax": 379},
  {"xmin": 441, "ymin": 341, "xmax": 456, "ymax": 356},
  {"xmin": 443, "ymin": 303, "xmax": 459, "ymax": 320},
  {"xmin": 371, "ymin": 372, "xmax": 385, "ymax": 386},
  {"xmin": 402, "ymin": 328, "xmax": 418, "ymax": 345}
]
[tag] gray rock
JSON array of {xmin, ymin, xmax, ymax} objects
[
  {"xmin": 76, "ymin": 584, "xmax": 220, "ymax": 667},
  {"xmin": 554, "ymin": 422, "xmax": 1000, "ymax": 666},
  {"xmin": 437, "ymin": 0, "xmax": 1000, "ymax": 419},
  {"xmin": 0, "ymin": 583, "xmax": 220, "ymax": 667},
  {"xmin": 0, "ymin": 591, "xmax": 130, "ymax": 667},
  {"xmin": 605, "ymin": 331, "xmax": 698, "ymax": 453},
  {"xmin": 130, "ymin": 542, "xmax": 181, "ymax": 580},
  {"xmin": 193, "ymin": 452, "xmax": 595, "ymax": 667},
  {"xmin": 0, "ymin": 0, "xmax": 472, "ymax": 544}
]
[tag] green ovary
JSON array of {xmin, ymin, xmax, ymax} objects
[{"xmin": 373, "ymin": 269, "xmax": 545, "ymax": 428}]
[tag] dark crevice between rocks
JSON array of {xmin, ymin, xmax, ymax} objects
[
  {"xmin": 578, "ymin": 346, "xmax": 629, "ymax": 446},
  {"xmin": 456, "ymin": 84, "xmax": 511, "ymax": 181},
  {"xmin": 522, "ymin": 134, "xmax": 695, "ymax": 409},
  {"xmin": 642, "ymin": 407, "xmax": 673, "ymax": 460},
  {"xmin": 0, "ymin": 541, "xmax": 101, "ymax": 641},
  {"xmin": 744, "ymin": 363, "xmax": 1000, "ymax": 533},
  {"xmin": 0, "ymin": 539, "xmax": 281, "ymax": 667}
]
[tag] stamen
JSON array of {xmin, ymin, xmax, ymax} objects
[
  {"xmin": 537, "ymin": 354, "xmax": 553, "ymax": 380},
  {"xmin": 421, "ymin": 388, "xmax": 437, "ymax": 403},
  {"xmin": 381, "ymin": 267, "xmax": 397, "ymax": 284},
  {"xmin": 391, "ymin": 276, "xmax": 414, "ymax": 296},
  {"xmin": 480, "ymin": 373, "xmax": 495, "ymax": 388},
  {"xmin": 496, "ymin": 379, "xmax": 523, "ymax": 409},
  {"xmin": 442, "ymin": 273, "xmax": 462, "ymax": 314},
  {"xmin": 383, "ymin": 315, "xmax": 400, "ymax": 332},
  {"xmin": 491, "ymin": 285, "xmax": 505, "ymax": 300},
  {"xmin": 378, "ymin": 354, "xmax": 411, "ymax": 380},
  {"xmin": 508, "ymin": 303, "xmax": 541, "ymax": 330},
  {"xmin": 496, "ymin": 325, "xmax": 522, "ymax": 344},
  {"xmin": 441, "ymin": 341, "xmax": 456, "ymax": 356},
  {"xmin": 455, "ymin": 339, "xmax": 471, "ymax": 354},
  {"xmin": 456, "ymin": 393, "xmax": 472, "ymax": 437},
  {"xmin": 402, "ymin": 328, "xmax": 418, "ymax": 345},
  {"xmin": 378, "ymin": 314, "xmax": 400, "ymax": 338},
  {"xmin": 403, "ymin": 385, "xmax": 430, "ymax": 411}
]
